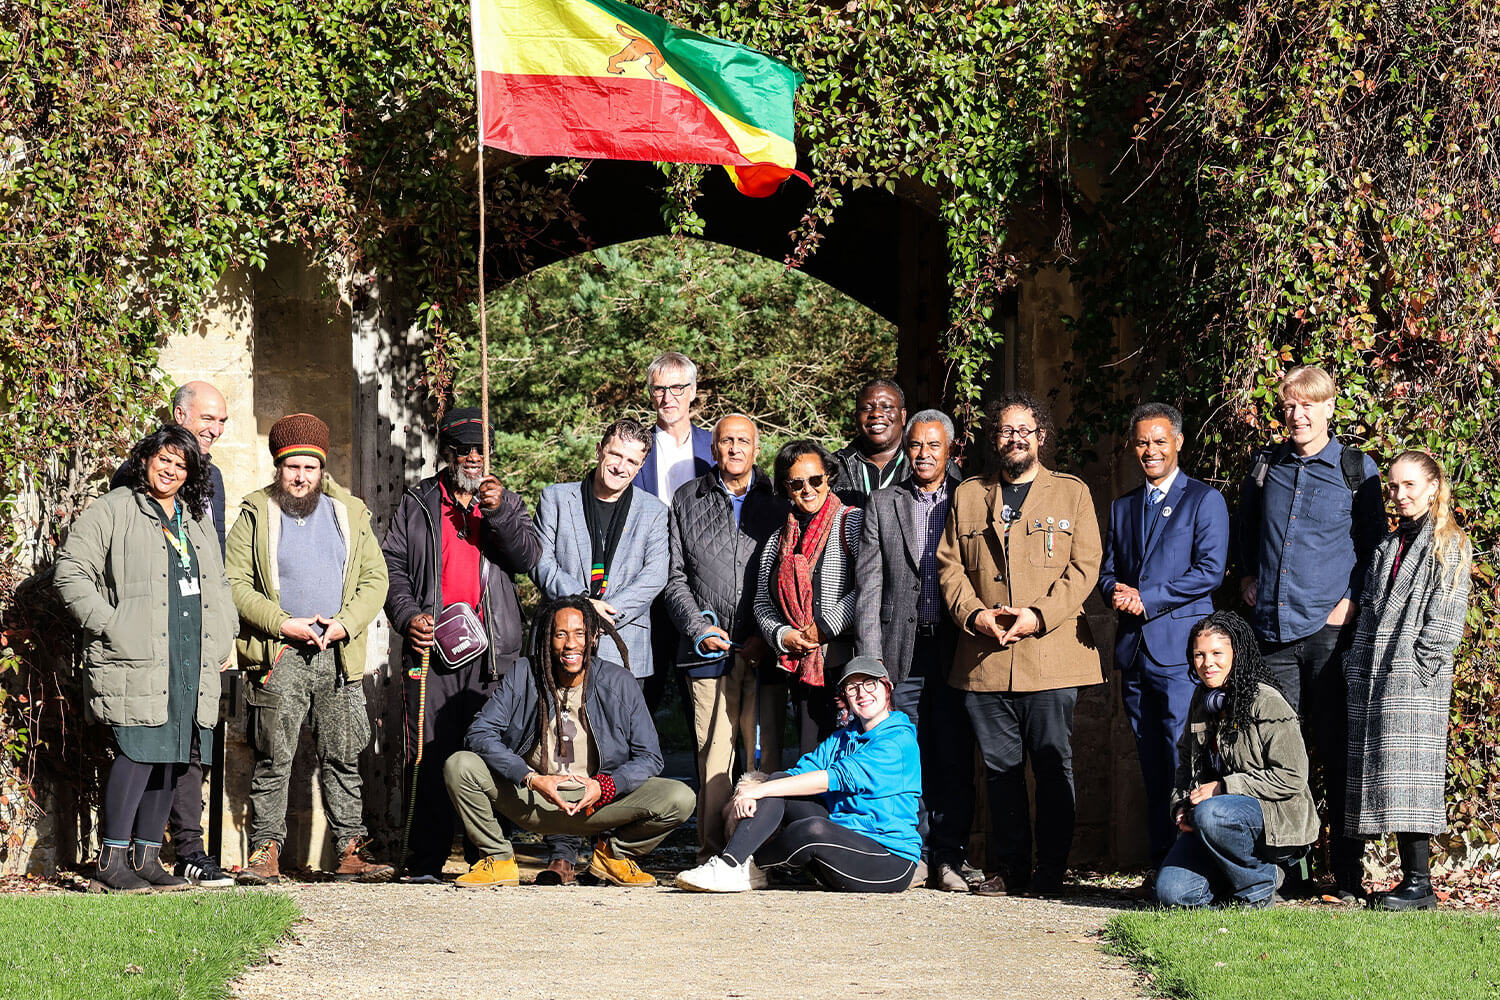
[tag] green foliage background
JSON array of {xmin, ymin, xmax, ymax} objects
[
  {"xmin": 1, "ymin": 0, "xmax": 1497, "ymax": 860},
  {"xmin": 455, "ymin": 237, "xmax": 895, "ymax": 498}
]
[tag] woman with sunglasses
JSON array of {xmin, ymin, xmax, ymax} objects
[
  {"xmin": 753, "ymin": 440, "xmax": 863, "ymax": 749},
  {"xmin": 1343, "ymin": 451, "xmax": 1471, "ymax": 910},
  {"xmin": 676, "ymin": 655, "xmax": 921, "ymax": 893}
]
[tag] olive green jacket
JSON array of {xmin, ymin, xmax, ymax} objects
[
  {"xmin": 225, "ymin": 474, "xmax": 388, "ymax": 681},
  {"xmin": 53, "ymin": 488, "xmax": 236, "ymax": 728},
  {"xmin": 1171, "ymin": 682, "xmax": 1319, "ymax": 848}
]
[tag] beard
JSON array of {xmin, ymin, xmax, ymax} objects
[
  {"xmin": 999, "ymin": 444, "xmax": 1036, "ymax": 479},
  {"xmin": 270, "ymin": 477, "xmax": 325, "ymax": 519},
  {"xmin": 447, "ymin": 464, "xmax": 484, "ymax": 494}
]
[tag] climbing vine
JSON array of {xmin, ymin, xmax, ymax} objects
[{"xmin": 2, "ymin": 0, "xmax": 1497, "ymax": 861}]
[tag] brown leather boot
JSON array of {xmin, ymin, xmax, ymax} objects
[
  {"xmin": 237, "ymin": 841, "xmax": 281, "ymax": 886},
  {"xmin": 334, "ymin": 837, "xmax": 395, "ymax": 883}
]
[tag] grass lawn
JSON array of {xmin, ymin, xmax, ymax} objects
[
  {"xmin": 1104, "ymin": 907, "xmax": 1500, "ymax": 1000},
  {"xmin": 0, "ymin": 890, "xmax": 299, "ymax": 1000}
]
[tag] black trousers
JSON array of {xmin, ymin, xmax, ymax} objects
[
  {"xmin": 964, "ymin": 686, "xmax": 1078, "ymax": 885},
  {"xmin": 723, "ymin": 778, "xmax": 914, "ymax": 893},
  {"xmin": 167, "ymin": 730, "xmax": 205, "ymax": 858},
  {"xmin": 1262, "ymin": 622, "xmax": 1356, "ymax": 870},
  {"xmin": 404, "ymin": 656, "xmax": 496, "ymax": 874},
  {"xmin": 891, "ymin": 629, "xmax": 973, "ymax": 866}
]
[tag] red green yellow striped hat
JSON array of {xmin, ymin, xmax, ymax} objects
[{"xmin": 268, "ymin": 413, "xmax": 329, "ymax": 465}]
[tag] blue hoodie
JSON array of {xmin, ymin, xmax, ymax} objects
[{"xmin": 786, "ymin": 710, "xmax": 922, "ymax": 861}]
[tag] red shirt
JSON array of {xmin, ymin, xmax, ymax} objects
[{"xmin": 440, "ymin": 481, "xmax": 484, "ymax": 615}]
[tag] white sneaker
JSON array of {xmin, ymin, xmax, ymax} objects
[
  {"xmin": 746, "ymin": 859, "xmax": 769, "ymax": 889},
  {"xmin": 676, "ymin": 856, "xmax": 753, "ymax": 893}
]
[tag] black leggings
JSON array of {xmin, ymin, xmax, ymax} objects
[
  {"xmin": 722, "ymin": 779, "xmax": 914, "ymax": 893},
  {"xmin": 102, "ymin": 757, "xmax": 183, "ymax": 846}
]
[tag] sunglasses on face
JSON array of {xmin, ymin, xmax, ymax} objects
[{"xmin": 784, "ymin": 475, "xmax": 826, "ymax": 493}]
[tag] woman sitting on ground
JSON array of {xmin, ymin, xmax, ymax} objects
[
  {"xmin": 1155, "ymin": 611, "xmax": 1318, "ymax": 909},
  {"xmin": 675, "ymin": 656, "xmax": 920, "ymax": 894},
  {"xmin": 1343, "ymin": 451, "xmax": 1471, "ymax": 911}
]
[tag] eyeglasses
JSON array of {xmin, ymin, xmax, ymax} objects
[
  {"xmin": 784, "ymin": 474, "xmax": 826, "ymax": 493},
  {"xmin": 449, "ymin": 445, "xmax": 483, "ymax": 458},
  {"xmin": 996, "ymin": 425, "xmax": 1039, "ymax": 441},
  {"xmin": 650, "ymin": 383, "xmax": 693, "ymax": 398},
  {"xmin": 841, "ymin": 678, "xmax": 881, "ymax": 697}
]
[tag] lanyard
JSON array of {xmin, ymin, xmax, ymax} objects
[{"xmin": 161, "ymin": 503, "xmax": 190, "ymax": 571}]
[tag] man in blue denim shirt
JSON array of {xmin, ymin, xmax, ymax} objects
[{"xmin": 1233, "ymin": 364, "xmax": 1384, "ymax": 901}]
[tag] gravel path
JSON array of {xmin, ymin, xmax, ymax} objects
[{"xmin": 233, "ymin": 873, "xmax": 1143, "ymax": 1000}]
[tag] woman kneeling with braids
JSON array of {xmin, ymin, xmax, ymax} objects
[
  {"xmin": 1155, "ymin": 611, "xmax": 1318, "ymax": 909},
  {"xmin": 443, "ymin": 595, "xmax": 696, "ymax": 888}
]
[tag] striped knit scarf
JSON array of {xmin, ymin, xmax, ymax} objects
[{"xmin": 773, "ymin": 494, "xmax": 844, "ymax": 686}]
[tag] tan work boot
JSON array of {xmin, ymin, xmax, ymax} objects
[
  {"xmin": 334, "ymin": 837, "xmax": 395, "ymax": 882},
  {"xmin": 237, "ymin": 841, "xmax": 281, "ymax": 886},
  {"xmin": 455, "ymin": 856, "xmax": 520, "ymax": 888},
  {"xmin": 588, "ymin": 840, "xmax": 657, "ymax": 887}
]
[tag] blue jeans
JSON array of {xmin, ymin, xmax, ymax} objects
[{"xmin": 1156, "ymin": 794, "xmax": 1276, "ymax": 907}]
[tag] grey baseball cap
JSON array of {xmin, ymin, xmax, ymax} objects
[{"xmin": 836, "ymin": 655, "xmax": 889, "ymax": 687}]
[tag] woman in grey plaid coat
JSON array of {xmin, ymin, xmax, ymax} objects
[{"xmin": 1344, "ymin": 451, "xmax": 1471, "ymax": 911}]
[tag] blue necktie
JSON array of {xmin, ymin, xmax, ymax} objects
[{"xmin": 1144, "ymin": 487, "xmax": 1164, "ymax": 541}]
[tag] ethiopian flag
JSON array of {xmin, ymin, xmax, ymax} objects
[{"xmin": 471, "ymin": 0, "xmax": 809, "ymax": 196}]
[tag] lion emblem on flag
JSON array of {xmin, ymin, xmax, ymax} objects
[{"xmin": 606, "ymin": 24, "xmax": 668, "ymax": 82}]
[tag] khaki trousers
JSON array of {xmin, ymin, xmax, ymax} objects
[
  {"xmin": 689, "ymin": 652, "xmax": 760, "ymax": 860},
  {"xmin": 443, "ymin": 751, "xmax": 695, "ymax": 861}
]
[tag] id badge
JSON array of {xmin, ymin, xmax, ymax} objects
[{"xmin": 178, "ymin": 575, "xmax": 201, "ymax": 597}]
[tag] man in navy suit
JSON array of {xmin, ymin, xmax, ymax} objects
[
  {"xmin": 631, "ymin": 352, "xmax": 714, "ymax": 714},
  {"xmin": 1099, "ymin": 403, "xmax": 1229, "ymax": 888}
]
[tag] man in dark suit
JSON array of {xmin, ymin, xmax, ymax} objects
[
  {"xmin": 856, "ymin": 409, "xmax": 974, "ymax": 891},
  {"xmin": 631, "ymin": 351, "xmax": 713, "ymax": 715},
  {"xmin": 1099, "ymin": 402, "xmax": 1229, "ymax": 890}
]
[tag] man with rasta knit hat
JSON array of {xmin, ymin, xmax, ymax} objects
[
  {"xmin": 225, "ymin": 413, "xmax": 394, "ymax": 884},
  {"xmin": 381, "ymin": 407, "xmax": 541, "ymax": 882}
]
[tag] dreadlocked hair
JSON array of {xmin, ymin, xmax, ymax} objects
[
  {"xmin": 525, "ymin": 596, "xmax": 630, "ymax": 774},
  {"xmin": 1187, "ymin": 610, "xmax": 1282, "ymax": 747}
]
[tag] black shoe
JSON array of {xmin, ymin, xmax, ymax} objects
[
  {"xmin": 174, "ymin": 852, "xmax": 235, "ymax": 888},
  {"xmin": 1028, "ymin": 867, "xmax": 1066, "ymax": 898},
  {"xmin": 1376, "ymin": 876, "xmax": 1436, "ymax": 911}
]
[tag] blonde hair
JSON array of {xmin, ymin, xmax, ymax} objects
[
  {"xmin": 1278, "ymin": 365, "xmax": 1337, "ymax": 404},
  {"xmin": 1392, "ymin": 450, "xmax": 1471, "ymax": 588}
]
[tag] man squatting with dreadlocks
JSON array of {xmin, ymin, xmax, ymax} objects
[{"xmin": 442, "ymin": 596, "xmax": 696, "ymax": 887}]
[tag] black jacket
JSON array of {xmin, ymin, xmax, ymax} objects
[
  {"xmin": 662, "ymin": 469, "xmax": 786, "ymax": 676},
  {"xmin": 465, "ymin": 657, "xmax": 663, "ymax": 798},
  {"xmin": 382, "ymin": 473, "xmax": 541, "ymax": 680}
]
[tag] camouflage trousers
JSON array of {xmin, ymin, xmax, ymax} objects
[{"xmin": 246, "ymin": 647, "xmax": 370, "ymax": 849}]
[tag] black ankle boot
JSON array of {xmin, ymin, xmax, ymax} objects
[
  {"xmin": 1331, "ymin": 836, "xmax": 1367, "ymax": 903},
  {"xmin": 1378, "ymin": 834, "xmax": 1436, "ymax": 911},
  {"xmin": 131, "ymin": 841, "xmax": 191, "ymax": 891},
  {"xmin": 89, "ymin": 843, "xmax": 154, "ymax": 894}
]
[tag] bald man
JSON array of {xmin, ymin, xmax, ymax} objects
[
  {"xmin": 662, "ymin": 415, "xmax": 788, "ymax": 860},
  {"xmin": 109, "ymin": 379, "xmax": 232, "ymax": 886}
]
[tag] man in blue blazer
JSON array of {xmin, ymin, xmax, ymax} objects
[{"xmin": 1099, "ymin": 403, "xmax": 1229, "ymax": 886}]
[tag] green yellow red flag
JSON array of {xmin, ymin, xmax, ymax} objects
[{"xmin": 470, "ymin": 0, "xmax": 809, "ymax": 196}]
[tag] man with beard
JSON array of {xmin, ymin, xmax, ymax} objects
[
  {"xmin": 856, "ymin": 409, "xmax": 976, "ymax": 891},
  {"xmin": 382, "ymin": 408, "xmax": 541, "ymax": 883},
  {"xmin": 937, "ymin": 392, "xmax": 1102, "ymax": 898},
  {"xmin": 532, "ymin": 417, "xmax": 669, "ymax": 881},
  {"xmin": 831, "ymin": 379, "xmax": 910, "ymax": 506},
  {"xmin": 226, "ymin": 413, "xmax": 394, "ymax": 885}
]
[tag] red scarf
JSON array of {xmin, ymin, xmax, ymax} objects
[{"xmin": 773, "ymin": 494, "xmax": 844, "ymax": 686}]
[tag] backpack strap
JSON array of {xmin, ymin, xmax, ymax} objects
[{"xmin": 1338, "ymin": 443, "xmax": 1368, "ymax": 493}]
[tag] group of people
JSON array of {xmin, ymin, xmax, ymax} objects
[{"xmin": 56, "ymin": 356, "xmax": 1471, "ymax": 910}]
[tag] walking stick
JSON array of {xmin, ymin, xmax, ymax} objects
[{"xmin": 399, "ymin": 647, "xmax": 430, "ymax": 878}]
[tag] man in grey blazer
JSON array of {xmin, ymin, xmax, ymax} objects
[
  {"xmin": 530, "ymin": 417, "xmax": 669, "ymax": 882},
  {"xmin": 855, "ymin": 409, "xmax": 975, "ymax": 891},
  {"xmin": 533, "ymin": 418, "xmax": 670, "ymax": 688}
]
